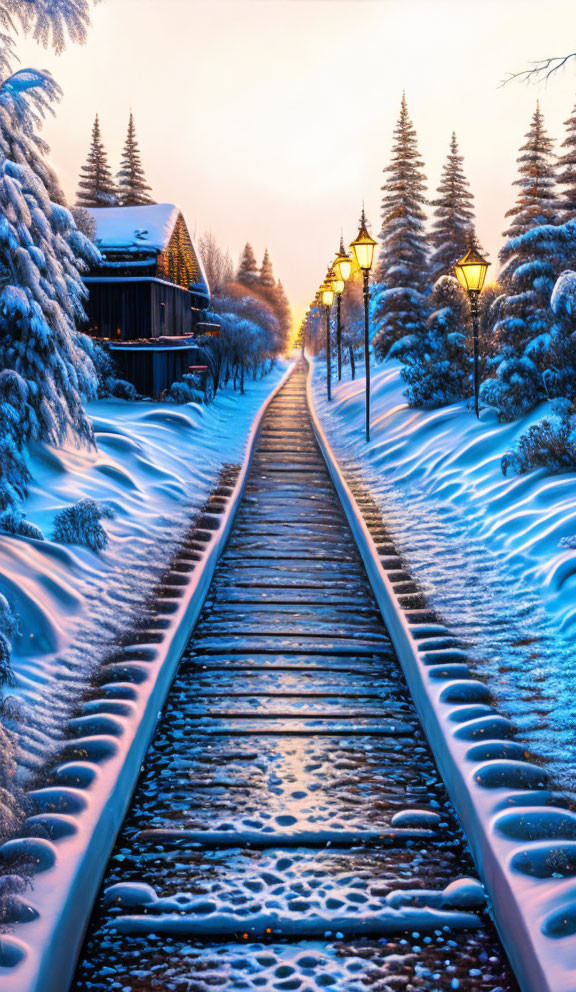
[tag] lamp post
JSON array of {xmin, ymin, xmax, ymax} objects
[
  {"xmin": 333, "ymin": 237, "xmax": 352, "ymax": 382},
  {"xmin": 320, "ymin": 278, "xmax": 335, "ymax": 401},
  {"xmin": 454, "ymin": 243, "xmax": 490, "ymax": 420},
  {"xmin": 349, "ymin": 208, "xmax": 377, "ymax": 442}
]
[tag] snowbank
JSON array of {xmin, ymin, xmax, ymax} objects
[
  {"xmin": 2, "ymin": 366, "xmax": 288, "ymax": 777},
  {"xmin": 308, "ymin": 362, "xmax": 576, "ymax": 992},
  {"xmin": 312, "ymin": 359, "xmax": 576, "ymax": 793},
  {"xmin": 0, "ymin": 362, "xmax": 294, "ymax": 992}
]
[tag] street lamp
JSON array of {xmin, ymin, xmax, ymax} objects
[
  {"xmin": 350, "ymin": 208, "xmax": 377, "ymax": 442},
  {"xmin": 454, "ymin": 242, "xmax": 490, "ymax": 420},
  {"xmin": 333, "ymin": 236, "xmax": 352, "ymax": 382},
  {"xmin": 320, "ymin": 276, "xmax": 335, "ymax": 401}
]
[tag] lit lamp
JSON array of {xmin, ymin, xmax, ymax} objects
[
  {"xmin": 333, "ymin": 236, "xmax": 352, "ymax": 382},
  {"xmin": 320, "ymin": 275, "xmax": 335, "ymax": 402},
  {"xmin": 454, "ymin": 242, "xmax": 490, "ymax": 419},
  {"xmin": 321, "ymin": 283, "xmax": 335, "ymax": 308},
  {"xmin": 350, "ymin": 208, "xmax": 378, "ymax": 442}
]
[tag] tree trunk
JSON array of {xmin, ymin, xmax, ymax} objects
[{"xmin": 349, "ymin": 346, "xmax": 356, "ymax": 380}]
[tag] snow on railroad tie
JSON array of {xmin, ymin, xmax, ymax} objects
[{"xmin": 67, "ymin": 361, "xmax": 517, "ymax": 992}]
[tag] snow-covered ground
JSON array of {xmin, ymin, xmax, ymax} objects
[
  {"xmin": 313, "ymin": 358, "xmax": 576, "ymax": 793},
  {"xmin": 2, "ymin": 364, "xmax": 288, "ymax": 778}
]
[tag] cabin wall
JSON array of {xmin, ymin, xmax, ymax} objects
[
  {"xmin": 84, "ymin": 282, "xmax": 153, "ymax": 340},
  {"xmin": 150, "ymin": 283, "xmax": 195, "ymax": 337},
  {"xmin": 84, "ymin": 280, "xmax": 203, "ymax": 340},
  {"xmin": 109, "ymin": 346, "xmax": 199, "ymax": 398}
]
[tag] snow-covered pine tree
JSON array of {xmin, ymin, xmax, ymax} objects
[
  {"xmin": 275, "ymin": 280, "xmax": 292, "ymax": 351},
  {"xmin": 503, "ymin": 103, "xmax": 557, "ymax": 242},
  {"xmin": 259, "ymin": 249, "xmax": 275, "ymax": 287},
  {"xmin": 0, "ymin": 0, "xmax": 100, "ymax": 875},
  {"xmin": 400, "ymin": 275, "xmax": 472, "ymax": 408},
  {"xmin": 429, "ymin": 133, "xmax": 475, "ymax": 284},
  {"xmin": 0, "ymin": 67, "xmax": 99, "ymax": 509},
  {"xmin": 0, "ymin": 0, "xmax": 96, "ymax": 58},
  {"xmin": 372, "ymin": 94, "xmax": 429, "ymax": 359},
  {"xmin": 483, "ymin": 104, "xmax": 561, "ymax": 420},
  {"xmin": 237, "ymin": 243, "xmax": 260, "ymax": 286},
  {"xmin": 117, "ymin": 111, "xmax": 155, "ymax": 207},
  {"xmin": 558, "ymin": 102, "xmax": 576, "ymax": 221},
  {"xmin": 76, "ymin": 114, "xmax": 118, "ymax": 207},
  {"xmin": 256, "ymin": 251, "xmax": 291, "ymax": 350}
]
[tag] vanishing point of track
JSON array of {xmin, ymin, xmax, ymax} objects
[{"xmin": 72, "ymin": 363, "xmax": 517, "ymax": 991}]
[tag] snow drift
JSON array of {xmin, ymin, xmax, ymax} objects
[
  {"xmin": 0, "ymin": 366, "xmax": 288, "ymax": 777},
  {"xmin": 312, "ymin": 359, "xmax": 576, "ymax": 792}
]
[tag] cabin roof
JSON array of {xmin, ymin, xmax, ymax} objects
[{"xmin": 87, "ymin": 204, "xmax": 181, "ymax": 253}]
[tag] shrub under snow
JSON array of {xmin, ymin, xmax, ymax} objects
[
  {"xmin": 0, "ymin": 509, "xmax": 44, "ymax": 541},
  {"xmin": 481, "ymin": 356, "xmax": 543, "ymax": 423},
  {"xmin": 52, "ymin": 497, "xmax": 114, "ymax": 552},
  {"xmin": 502, "ymin": 418, "xmax": 576, "ymax": 476},
  {"xmin": 161, "ymin": 374, "xmax": 204, "ymax": 405},
  {"xmin": 78, "ymin": 337, "xmax": 138, "ymax": 400}
]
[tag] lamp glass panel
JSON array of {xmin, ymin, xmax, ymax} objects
[
  {"xmin": 353, "ymin": 240, "xmax": 375, "ymax": 271},
  {"xmin": 459, "ymin": 262, "xmax": 488, "ymax": 293},
  {"xmin": 454, "ymin": 264, "xmax": 468, "ymax": 291},
  {"xmin": 335, "ymin": 257, "xmax": 352, "ymax": 282},
  {"xmin": 333, "ymin": 277, "xmax": 345, "ymax": 294},
  {"xmin": 322, "ymin": 289, "xmax": 334, "ymax": 306}
]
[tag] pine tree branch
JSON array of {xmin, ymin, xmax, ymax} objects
[{"xmin": 501, "ymin": 53, "xmax": 576, "ymax": 86}]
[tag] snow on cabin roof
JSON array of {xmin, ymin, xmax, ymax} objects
[{"xmin": 87, "ymin": 204, "xmax": 181, "ymax": 253}]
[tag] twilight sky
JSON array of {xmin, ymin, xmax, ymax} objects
[{"xmin": 14, "ymin": 0, "xmax": 576, "ymax": 327}]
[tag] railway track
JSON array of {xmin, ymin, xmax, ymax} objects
[{"xmin": 71, "ymin": 362, "xmax": 517, "ymax": 992}]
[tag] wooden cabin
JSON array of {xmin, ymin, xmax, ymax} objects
[{"xmin": 82, "ymin": 204, "xmax": 219, "ymax": 396}]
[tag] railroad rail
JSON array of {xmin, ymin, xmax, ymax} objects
[{"xmin": 69, "ymin": 361, "xmax": 517, "ymax": 992}]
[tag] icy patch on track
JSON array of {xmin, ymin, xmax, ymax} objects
[{"xmin": 103, "ymin": 875, "xmax": 485, "ymax": 938}]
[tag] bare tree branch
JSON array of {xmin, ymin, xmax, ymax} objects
[{"xmin": 501, "ymin": 53, "xmax": 576, "ymax": 86}]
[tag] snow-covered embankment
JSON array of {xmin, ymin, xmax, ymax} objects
[
  {"xmin": 310, "ymin": 358, "xmax": 576, "ymax": 992},
  {"xmin": 0, "ymin": 361, "xmax": 294, "ymax": 992},
  {"xmin": 2, "ymin": 364, "xmax": 288, "ymax": 774},
  {"xmin": 313, "ymin": 359, "xmax": 576, "ymax": 788}
]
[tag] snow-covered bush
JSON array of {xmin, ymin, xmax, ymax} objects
[
  {"xmin": 0, "ymin": 508, "xmax": 43, "ymax": 540},
  {"xmin": 481, "ymin": 356, "xmax": 543, "ymax": 422},
  {"xmin": 542, "ymin": 269, "xmax": 576, "ymax": 414},
  {"xmin": 161, "ymin": 375, "xmax": 204, "ymax": 405},
  {"xmin": 78, "ymin": 336, "xmax": 138, "ymax": 400},
  {"xmin": 53, "ymin": 497, "xmax": 114, "ymax": 552},
  {"xmin": 105, "ymin": 377, "xmax": 138, "ymax": 401},
  {"xmin": 502, "ymin": 418, "xmax": 576, "ymax": 476}
]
